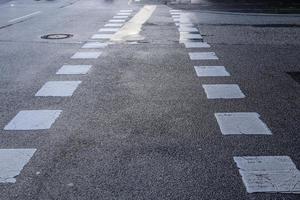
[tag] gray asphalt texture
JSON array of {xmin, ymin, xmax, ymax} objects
[{"xmin": 0, "ymin": 0, "xmax": 299, "ymax": 199}]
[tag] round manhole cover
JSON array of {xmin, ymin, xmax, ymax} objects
[{"xmin": 41, "ymin": 34, "xmax": 73, "ymax": 40}]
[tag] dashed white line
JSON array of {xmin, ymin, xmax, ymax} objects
[
  {"xmin": 56, "ymin": 65, "xmax": 92, "ymax": 74},
  {"xmin": 35, "ymin": 81, "xmax": 81, "ymax": 97},
  {"xmin": 194, "ymin": 66, "xmax": 230, "ymax": 77},
  {"xmin": 91, "ymin": 34, "xmax": 113, "ymax": 39},
  {"xmin": 215, "ymin": 112, "xmax": 272, "ymax": 135},
  {"xmin": 184, "ymin": 42, "xmax": 210, "ymax": 48},
  {"xmin": 82, "ymin": 42, "xmax": 108, "ymax": 49},
  {"xmin": 98, "ymin": 28, "xmax": 120, "ymax": 32},
  {"xmin": 4, "ymin": 110, "xmax": 62, "ymax": 130},
  {"xmin": 71, "ymin": 52, "xmax": 102, "ymax": 59},
  {"xmin": 8, "ymin": 11, "xmax": 41, "ymax": 23},
  {"xmin": 105, "ymin": 23, "xmax": 123, "ymax": 27},
  {"xmin": 189, "ymin": 52, "xmax": 219, "ymax": 60},
  {"xmin": 202, "ymin": 84, "xmax": 245, "ymax": 99}
]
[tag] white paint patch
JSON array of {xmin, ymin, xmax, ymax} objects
[
  {"xmin": 82, "ymin": 42, "xmax": 108, "ymax": 49},
  {"xmin": 180, "ymin": 33, "xmax": 202, "ymax": 40},
  {"xmin": 184, "ymin": 42, "xmax": 210, "ymax": 48},
  {"xmin": 120, "ymin": 10, "xmax": 133, "ymax": 12},
  {"xmin": 189, "ymin": 52, "xmax": 218, "ymax": 60},
  {"xmin": 0, "ymin": 149, "xmax": 36, "ymax": 183},
  {"xmin": 202, "ymin": 84, "xmax": 245, "ymax": 99},
  {"xmin": 194, "ymin": 66, "xmax": 230, "ymax": 77},
  {"xmin": 98, "ymin": 28, "xmax": 120, "ymax": 32},
  {"xmin": 71, "ymin": 52, "xmax": 102, "ymax": 59},
  {"xmin": 91, "ymin": 34, "xmax": 113, "ymax": 39},
  {"xmin": 105, "ymin": 23, "xmax": 123, "ymax": 27},
  {"xmin": 113, "ymin": 16, "xmax": 129, "ymax": 19},
  {"xmin": 8, "ymin": 11, "xmax": 41, "ymax": 23},
  {"xmin": 215, "ymin": 112, "xmax": 272, "ymax": 135},
  {"xmin": 109, "ymin": 19, "xmax": 126, "ymax": 23},
  {"xmin": 56, "ymin": 65, "xmax": 91, "ymax": 75},
  {"xmin": 178, "ymin": 27, "xmax": 198, "ymax": 32},
  {"xmin": 233, "ymin": 156, "xmax": 300, "ymax": 193},
  {"xmin": 35, "ymin": 81, "xmax": 81, "ymax": 97},
  {"xmin": 4, "ymin": 110, "xmax": 62, "ymax": 130},
  {"xmin": 111, "ymin": 5, "xmax": 156, "ymax": 42}
]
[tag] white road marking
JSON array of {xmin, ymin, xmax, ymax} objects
[
  {"xmin": 180, "ymin": 33, "xmax": 202, "ymax": 40},
  {"xmin": 113, "ymin": 16, "xmax": 129, "ymax": 19},
  {"xmin": 179, "ymin": 24, "xmax": 195, "ymax": 27},
  {"xmin": 202, "ymin": 84, "xmax": 245, "ymax": 99},
  {"xmin": 98, "ymin": 28, "xmax": 120, "ymax": 32},
  {"xmin": 111, "ymin": 5, "xmax": 156, "ymax": 42},
  {"xmin": 82, "ymin": 42, "xmax": 108, "ymax": 49},
  {"xmin": 4, "ymin": 110, "xmax": 62, "ymax": 130},
  {"xmin": 215, "ymin": 112, "xmax": 272, "ymax": 135},
  {"xmin": 233, "ymin": 156, "xmax": 300, "ymax": 193},
  {"xmin": 189, "ymin": 52, "xmax": 218, "ymax": 60},
  {"xmin": 178, "ymin": 27, "xmax": 198, "ymax": 32},
  {"xmin": 184, "ymin": 42, "xmax": 210, "ymax": 48},
  {"xmin": 120, "ymin": 10, "xmax": 133, "ymax": 12},
  {"xmin": 105, "ymin": 23, "xmax": 123, "ymax": 27},
  {"xmin": 0, "ymin": 149, "xmax": 36, "ymax": 183},
  {"xmin": 194, "ymin": 66, "xmax": 230, "ymax": 77},
  {"xmin": 91, "ymin": 34, "xmax": 113, "ymax": 39},
  {"xmin": 71, "ymin": 52, "xmax": 102, "ymax": 59},
  {"xmin": 56, "ymin": 65, "xmax": 92, "ymax": 74},
  {"xmin": 109, "ymin": 19, "xmax": 126, "ymax": 23},
  {"xmin": 35, "ymin": 81, "xmax": 81, "ymax": 97},
  {"xmin": 117, "ymin": 13, "xmax": 131, "ymax": 16},
  {"xmin": 8, "ymin": 11, "xmax": 41, "ymax": 23}
]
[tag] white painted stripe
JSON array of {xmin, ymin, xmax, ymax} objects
[
  {"xmin": 180, "ymin": 33, "xmax": 202, "ymax": 40},
  {"xmin": 111, "ymin": 5, "xmax": 156, "ymax": 42},
  {"xmin": 0, "ymin": 149, "xmax": 36, "ymax": 183},
  {"xmin": 234, "ymin": 156, "xmax": 300, "ymax": 193},
  {"xmin": 194, "ymin": 66, "xmax": 230, "ymax": 77},
  {"xmin": 56, "ymin": 65, "xmax": 92, "ymax": 74},
  {"xmin": 202, "ymin": 84, "xmax": 245, "ymax": 99},
  {"xmin": 98, "ymin": 28, "xmax": 120, "ymax": 32},
  {"xmin": 4, "ymin": 110, "xmax": 62, "ymax": 130},
  {"xmin": 215, "ymin": 112, "xmax": 272, "ymax": 135},
  {"xmin": 178, "ymin": 27, "xmax": 198, "ymax": 32},
  {"xmin": 117, "ymin": 13, "xmax": 131, "ymax": 16},
  {"xmin": 120, "ymin": 10, "xmax": 133, "ymax": 12},
  {"xmin": 82, "ymin": 42, "xmax": 108, "ymax": 49},
  {"xmin": 184, "ymin": 42, "xmax": 210, "ymax": 48},
  {"xmin": 189, "ymin": 52, "xmax": 218, "ymax": 60},
  {"xmin": 105, "ymin": 23, "xmax": 123, "ymax": 27},
  {"xmin": 71, "ymin": 52, "xmax": 102, "ymax": 59},
  {"xmin": 91, "ymin": 34, "xmax": 113, "ymax": 39},
  {"xmin": 113, "ymin": 16, "xmax": 129, "ymax": 19},
  {"xmin": 8, "ymin": 11, "xmax": 41, "ymax": 23},
  {"xmin": 109, "ymin": 19, "xmax": 126, "ymax": 23},
  {"xmin": 35, "ymin": 81, "xmax": 81, "ymax": 97}
]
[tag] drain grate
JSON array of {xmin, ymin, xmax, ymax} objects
[
  {"xmin": 287, "ymin": 72, "xmax": 300, "ymax": 84},
  {"xmin": 41, "ymin": 34, "xmax": 73, "ymax": 40}
]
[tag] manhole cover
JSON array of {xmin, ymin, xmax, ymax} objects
[{"xmin": 41, "ymin": 34, "xmax": 73, "ymax": 40}]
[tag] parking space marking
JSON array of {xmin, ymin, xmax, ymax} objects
[
  {"xmin": 0, "ymin": 149, "xmax": 36, "ymax": 183},
  {"xmin": 189, "ymin": 52, "xmax": 218, "ymax": 60},
  {"xmin": 215, "ymin": 112, "xmax": 272, "ymax": 135},
  {"xmin": 91, "ymin": 34, "xmax": 113, "ymax": 39},
  {"xmin": 202, "ymin": 84, "xmax": 245, "ymax": 99},
  {"xmin": 71, "ymin": 52, "xmax": 102, "ymax": 59},
  {"xmin": 82, "ymin": 42, "xmax": 108, "ymax": 49},
  {"xmin": 4, "ymin": 110, "xmax": 62, "ymax": 130},
  {"xmin": 194, "ymin": 66, "xmax": 230, "ymax": 77},
  {"xmin": 184, "ymin": 42, "xmax": 210, "ymax": 48},
  {"xmin": 234, "ymin": 156, "xmax": 300, "ymax": 193},
  {"xmin": 35, "ymin": 81, "xmax": 81, "ymax": 97},
  {"xmin": 56, "ymin": 65, "xmax": 92, "ymax": 75}
]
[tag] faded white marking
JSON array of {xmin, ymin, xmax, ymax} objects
[
  {"xmin": 82, "ymin": 42, "xmax": 108, "ymax": 49},
  {"xmin": 0, "ymin": 149, "xmax": 36, "ymax": 183},
  {"xmin": 194, "ymin": 66, "xmax": 230, "ymax": 77},
  {"xmin": 189, "ymin": 52, "xmax": 218, "ymax": 60},
  {"xmin": 35, "ymin": 81, "xmax": 81, "ymax": 97},
  {"xmin": 234, "ymin": 156, "xmax": 300, "ymax": 193},
  {"xmin": 178, "ymin": 27, "xmax": 198, "ymax": 32},
  {"xmin": 215, "ymin": 112, "xmax": 272, "ymax": 135},
  {"xmin": 71, "ymin": 52, "xmax": 102, "ymax": 59},
  {"xmin": 8, "ymin": 11, "xmax": 41, "ymax": 23},
  {"xmin": 109, "ymin": 19, "xmax": 126, "ymax": 23},
  {"xmin": 180, "ymin": 33, "xmax": 202, "ymax": 40},
  {"xmin": 105, "ymin": 23, "xmax": 123, "ymax": 27},
  {"xmin": 117, "ymin": 13, "xmax": 131, "ymax": 16},
  {"xmin": 111, "ymin": 5, "xmax": 156, "ymax": 42},
  {"xmin": 56, "ymin": 65, "xmax": 92, "ymax": 75},
  {"xmin": 113, "ymin": 16, "xmax": 129, "ymax": 19},
  {"xmin": 98, "ymin": 28, "xmax": 120, "ymax": 32},
  {"xmin": 4, "ymin": 110, "xmax": 62, "ymax": 130},
  {"xmin": 184, "ymin": 42, "xmax": 210, "ymax": 48},
  {"xmin": 202, "ymin": 84, "xmax": 245, "ymax": 99},
  {"xmin": 120, "ymin": 10, "xmax": 133, "ymax": 12},
  {"xmin": 91, "ymin": 34, "xmax": 113, "ymax": 39}
]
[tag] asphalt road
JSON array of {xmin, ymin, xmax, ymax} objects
[{"xmin": 0, "ymin": 0, "xmax": 299, "ymax": 199}]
